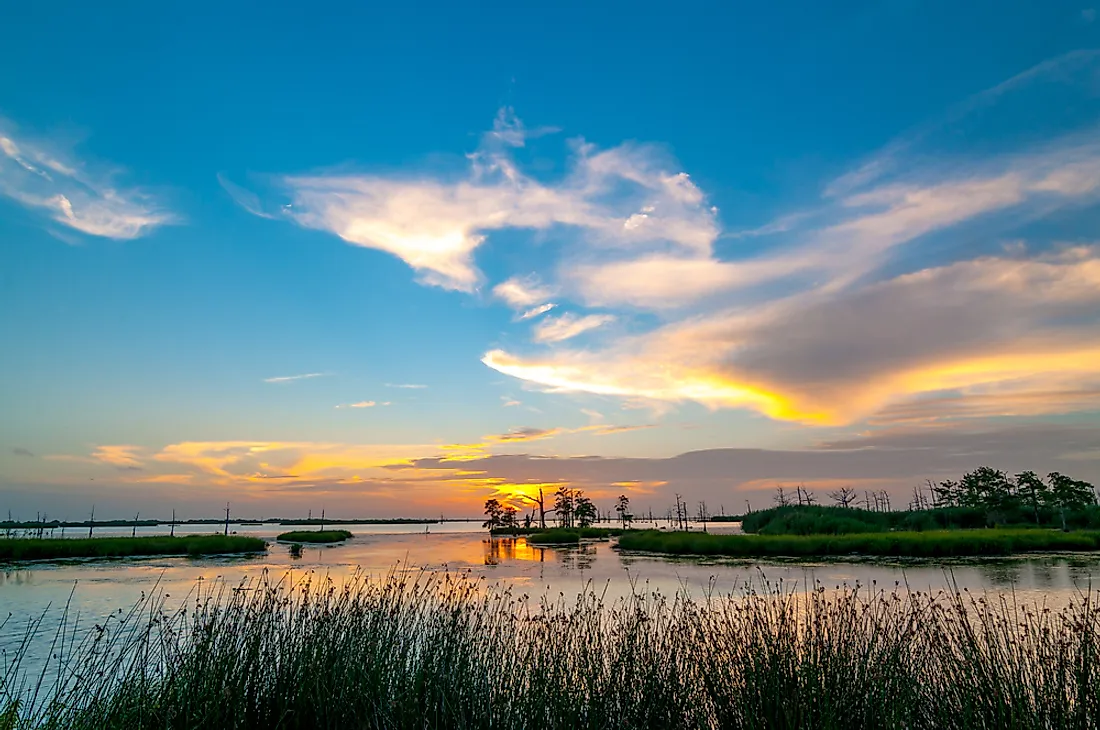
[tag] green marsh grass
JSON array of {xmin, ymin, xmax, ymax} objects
[
  {"xmin": 616, "ymin": 528, "xmax": 1100, "ymax": 558},
  {"xmin": 274, "ymin": 529, "xmax": 352, "ymax": 544},
  {"xmin": 0, "ymin": 535, "xmax": 266, "ymax": 563},
  {"xmin": 526, "ymin": 529, "xmax": 582, "ymax": 545},
  {"xmin": 491, "ymin": 527, "xmax": 624, "ymax": 538},
  {"xmin": 3, "ymin": 571, "xmax": 1100, "ymax": 729}
]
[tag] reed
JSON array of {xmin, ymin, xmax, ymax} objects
[{"xmin": 3, "ymin": 571, "xmax": 1100, "ymax": 729}]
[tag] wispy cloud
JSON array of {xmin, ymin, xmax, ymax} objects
[
  {"xmin": 263, "ymin": 372, "xmax": 326, "ymax": 384},
  {"xmin": 485, "ymin": 422, "xmax": 654, "ymax": 443},
  {"xmin": 494, "ymin": 275, "xmax": 556, "ymax": 309},
  {"xmin": 0, "ymin": 123, "xmax": 174, "ymax": 239},
  {"xmin": 335, "ymin": 400, "xmax": 378, "ymax": 409},
  {"xmin": 12, "ymin": 447, "xmax": 34, "ymax": 457},
  {"xmin": 501, "ymin": 396, "xmax": 522, "ymax": 407},
  {"xmin": 486, "ymin": 427, "xmax": 564, "ymax": 443},
  {"xmin": 243, "ymin": 108, "xmax": 716, "ymax": 293},
  {"xmin": 532, "ymin": 313, "xmax": 615, "ymax": 343},
  {"xmin": 519, "ymin": 303, "xmax": 556, "ymax": 320},
  {"xmin": 91, "ymin": 444, "xmax": 144, "ymax": 469}
]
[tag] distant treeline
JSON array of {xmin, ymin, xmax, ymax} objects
[
  {"xmin": 276, "ymin": 518, "xmax": 437, "ymax": 525},
  {"xmin": 1, "ymin": 517, "xmax": 441, "ymax": 529}
]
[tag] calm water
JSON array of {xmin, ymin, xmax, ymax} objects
[{"xmin": 5, "ymin": 522, "xmax": 1100, "ymax": 675}]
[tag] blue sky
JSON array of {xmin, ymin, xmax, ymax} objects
[{"xmin": 2, "ymin": 1, "xmax": 1100, "ymax": 518}]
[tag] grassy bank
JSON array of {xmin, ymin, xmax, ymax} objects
[
  {"xmin": 275, "ymin": 529, "xmax": 352, "ymax": 543},
  {"xmin": 5, "ymin": 572, "xmax": 1100, "ymax": 729},
  {"xmin": 0, "ymin": 535, "xmax": 266, "ymax": 562},
  {"xmin": 616, "ymin": 528, "xmax": 1100, "ymax": 558},
  {"xmin": 741, "ymin": 503, "xmax": 1100, "ymax": 536}
]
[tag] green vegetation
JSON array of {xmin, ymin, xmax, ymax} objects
[
  {"xmin": 275, "ymin": 529, "xmax": 352, "ymax": 544},
  {"xmin": 527, "ymin": 529, "xmax": 581, "ymax": 545},
  {"xmin": 616, "ymin": 528, "xmax": 1100, "ymax": 558},
  {"xmin": 6, "ymin": 572, "xmax": 1100, "ymax": 728},
  {"xmin": 0, "ymin": 535, "xmax": 266, "ymax": 562},
  {"xmin": 490, "ymin": 526, "xmax": 624, "ymax": 538}
]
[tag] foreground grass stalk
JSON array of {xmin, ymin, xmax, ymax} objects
[{"xmin": 3, "ymin": 572, "xmax": 1100, "ymax": 729}]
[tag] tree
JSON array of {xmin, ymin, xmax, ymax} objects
[
  {"xmin": 501, "ymin": 505, "xmax": 519, "ymax": 529},
  {"xmin": 930, "ymin": 479, "xmax": 961, "ymax": 508},
  {"xmin": 574, "ymin": 496, "xmax": 598, "ymax": 528},
  {"xmin": 482, "ymin": 498, "xmax": 504, "ymax": 531},
  {"xmin": 1047, "ymin": 472, "xmax": 1096, "ymax": 530},
  {"xmin": 615, "ymin": 494, "xmax": 632, "ymax": 528},
  {"xmin": 1015, "ymin": 471, "xmax": 1048, "ymax": 523},
  {"xmin": 773, "ymin": 486, "xmax": 792, "ymax": 507},
  {"xmin": 696, "ymin": 501, "xmax": 710, "ymax": 532},
  {"xmin": 957, "ymin": 467, "xmax": 1016, "ymax": 518},
  {"xmin": 554, "ymin": 486, "xmax": 575, "ymax": 528},
  {"xmin": 519, "ymin": 487, "xmax": 548, "ymax": 529},
  {"xmin": 828, "ymin": 486, "xmax": 856, "ymax": 508}
]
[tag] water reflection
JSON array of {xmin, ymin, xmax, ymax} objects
[{"xmin": 484, "ymin": 538, "xmax": 546, "ymax": 565}]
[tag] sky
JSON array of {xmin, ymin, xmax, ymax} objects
[{"xmin": 2, "ymin": 1, "xmax": 1100, "ymax": 520}]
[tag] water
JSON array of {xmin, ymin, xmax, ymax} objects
[{"xmin": 4, "ymin": 521, "xmax": 1100, "ymax": 677}]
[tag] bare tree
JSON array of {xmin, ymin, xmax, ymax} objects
[
  {"xmin": 520, "ymin": 487, "xmax": 548, "ymax": 529},
  {"xmin": 696, "ymin": 501, "xmax": 710, "ymax": 532},
  {"xmin": 828, "ymin": 486, "xmax": 856, "ymax": 508},
  {"xmin": 774, "ymin": 486, "xmax": 793, "ymax": 507}
]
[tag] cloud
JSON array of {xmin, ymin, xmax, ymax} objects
[
  {"xmin": 486, "ymin": 248, "xmax": 1100, "ymax": 425},
  {"xmin": 91, "ymin": 445, "xmax": 144, "ymax": 468},
  {"xmin": 476, "ymin": 54, "xmax": 1100, "ymax": 427},
  {"xmin": 485, "ymin": 422, "xmax": 654, "ymax": 443},
  {"xmin": 487, "ymin": 426, "xmax": 564, "ymax": 443},
  {"xmin": 494, "ymin": 275, "xmax": 556, "ymax": 308},
  {"xmin": 247, "ymin": 113, "xmax": 717, "ymax": 293},
  {"xmin": 385, "ymin": 383, "xmax": 427, "ymax": 389},
  {"xmin": 519, "ymin": 303, "xmax": 556, "ymax": 320},
  {"xmin": 403, "ymin": 423, "xmax": 1100, "ymax": 508},
  {"xmin": 232, "ymin": 55, "xmax": 1100, "ymax": 432},
  {"xmin": 501, "ymin": 396, "xmax": 522, "ymax": 407},
  {"xmin": 217, "ymin": 172, "xmax": 275, "ymax": 219},
  {"xmin": 336, "ymin": 401, "xmax": 377, "ymax": 409},
  {"xmin": 264, "ymin": 372, "xmax": 326, "ymax": 384},
  {"xmin": 532, "ymin": 313, "xmax": 615, "ymax": 343},
  {"xmin": 12, "ymin": 447, "xmax": 34, "ymax": 457},
  {"xmin": 0, "ymin": 124, "xmax": 173, "ymax": 239}
]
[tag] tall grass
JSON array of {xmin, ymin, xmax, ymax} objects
[
  {"xmin": 616, "ymin": 528, "xmax": 1100, "ymax": 557},
  {"xmin": 0, "ymin": 535, "xmax": 266, "ymax": 562},
  {"xmin": 3, "ymin": 571, "xmax": 1100, "ymax": 728}
]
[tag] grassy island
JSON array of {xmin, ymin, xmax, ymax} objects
[
  {"xmin": 492, "ymin": 526, "xmax": 623, "ymax": 539},
  {"xmin": 0, "ymin": 535, "xmax": 266, "ymax": 562},
  {"xmin": 275, "ymin": 529, "xmax": 353, "ymax": 544},
  {"xmin": 527, "ymin": 529, "xmax": 581, "ymax": 545},
  {"xmin": 615, "ymin": 528, "xmax": 1100, "ymax": 558}
]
